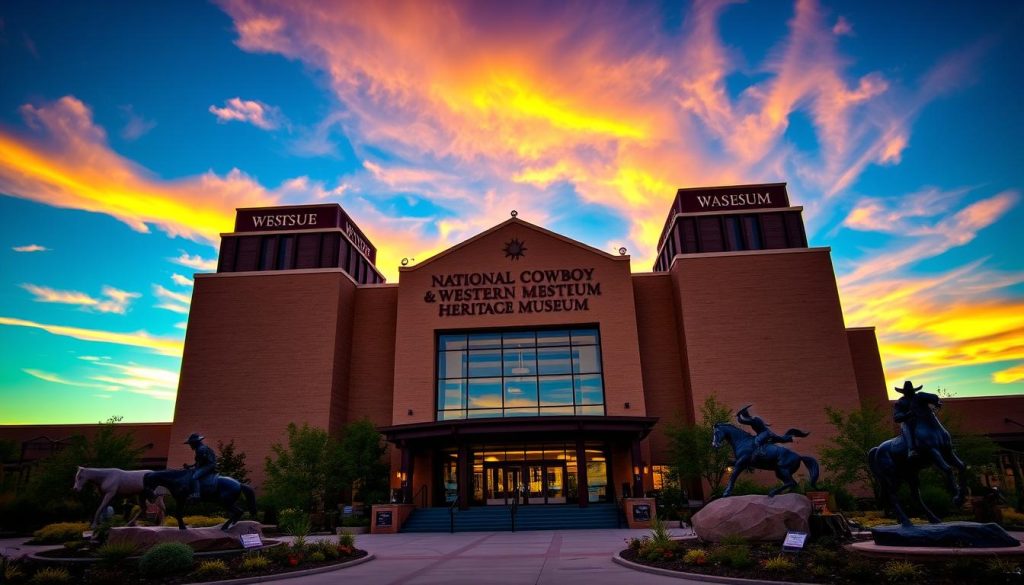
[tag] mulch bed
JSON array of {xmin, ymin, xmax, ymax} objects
[{"xmin": 620, "ymin": 540, "xmax": 1024, "ymax": 585}]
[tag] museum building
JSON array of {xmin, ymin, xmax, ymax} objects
[{"xmin": 142, "ymin": 181, "xmax": 896, "ymax": 510}]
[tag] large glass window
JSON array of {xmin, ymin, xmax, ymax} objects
[{"xmin": 437, "ymin": 327, "xmax": 605, "ymax": 419}]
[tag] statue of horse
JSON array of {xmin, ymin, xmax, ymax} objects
[
  {"xmin": 712, "ymin": 422, "xmax": 820, "ymax": 497},
  {"xmin": 143, "ymin": 468, "xmax": 256, "ymax": 530},
  {"xmin": 73, "ymin": 467, "xmax": 168, "ymax": 530},
  {"xmin": 868, "ymin": 390, "xmax": 967, "ymax": 526}
]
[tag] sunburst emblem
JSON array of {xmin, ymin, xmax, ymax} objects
[{"xmin": 503, "ymin": 238, "xmax": 527, "ymax": 261}]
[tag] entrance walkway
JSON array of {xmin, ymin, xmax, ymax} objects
[{"xmin": 296, "ymin": 528, "xmax": 703, "ymax": 585}]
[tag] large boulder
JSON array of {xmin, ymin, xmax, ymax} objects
[
  {"xmin": 107, "ymin": 520, "xmax": 264, "ymax": 552},
  {"xmin": 692, "ymin": 494, "xmax": 811, "ymax": 542}
]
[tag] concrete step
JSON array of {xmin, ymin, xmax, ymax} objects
[{"xmin": 400, "ymin": 503, "xmax": 621, "ymax": 532}]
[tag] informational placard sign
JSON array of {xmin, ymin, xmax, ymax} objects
[
  {"xmin": 343, "ymin": 505, "xmax": 353, "ymax": 515},
  {"xmin": 240, "ymin": 533, "xmax": 263, "ymax": 549},
  {"xmin": 782, "ymin": 531, "xmax": 807, "ymax": 553},
  {"xmin": 375, "ymin": 510, "xmax": 393, "ymax": 527},
  {"xmin": 632, "ymin": 503, "xmax": 651, "ymax": 522}
]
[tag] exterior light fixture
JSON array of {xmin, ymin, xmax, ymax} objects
[
  {"xmin": 407, "ymin": 409, "xmax": 414, "ymax": 416},
  {"xmin": 618, "ymin": 247, "xmax": 627, "ymax": 256},
  {"xmin": 511, "ymin": 210, "xmax": 518, "ymax": 218},
  {"xmin": 624, "ymin": 402, "xmax": 630, "ymax": 409},
  {"xmin": 401, "ymin": 258, "xmax": 409, "ymax": 266}
]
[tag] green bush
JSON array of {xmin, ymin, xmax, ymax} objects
[
  {"xmin": 881, "ymin": 559, "xmax": 922, "ymax": 583},
  {"xmin": 682, "ymin": 548, "xmax": 708, "ymax": 565},
  {"xmin": 31, "ymin": 522, "xmax": 89, "ymax": 544},
  {"xmin": 649, "ymin": 516, "xmax": 672, "ymax": 547},
  {"xmin": 718, "ymin": 533, "xmax": 748, "ymax": 546},
  {"xmin": 138, "ymin": 542, "xmax": 194, "ymax": 577},
  {"xmin": 308, "ymin": 551, "xmax": 326, "ymax": 562},
  {"xmin": 28, "ymin": 567, "xmax": 72, "ymax": 585},
  {"xmin": 709, "ymin": 544, "xmax": 752, "ymax": 569},
  {"xmin": 761, "ymin": 554, "xmax": 796, "ymax": 573},
  {"xmin": 240, "ymin": 554, "xmax": 271, "ymax": 572},
  {"xmin": 337, "ymin": 532, "xmax": 355, "ymax": 548},
  {"xmin": 96, "ymin": 540, "xmax": 138, "ymax": 563},
  {"xmin": 162, "ymin": 515, "xmax": 226, "ymax": 528},
  {"xmin": 193, "ymin": 559, "xmax": 229, "ymax": 579}
]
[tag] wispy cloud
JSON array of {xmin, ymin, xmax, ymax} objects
[
  {"xmin": 91, "ymin": 362, "xmax": 179, "ymax": 401},
  {"xmin": 119, "ymin": 105, "xmax": 157, "ymax": 141},
  {"xmin": 171, "ymin": 273, "xmax": 194, "ymax": 287},
  {"xmin": 23, "ymin": 368, "xmax": 118, "ymax": 391},
  {"xmin": 153, "ymin": 284, "xmax": 191, "ymax": 314},
  {"xmin": 20, "ymin": 284, "xmax": 141, "ymax": 314},
  {"xmin": 0, "ymin": 316, "xmax": 184, "ymax": 356},
  {"xmin": 13, "ymin": 244, "xmax": 49, "ymax": 252},
  {"xmin": 170, "ymin": 252, "xmax": 217, "ymax": 272},
  {"xmin": 209, "ymin": 97, "xmax": 286, "ymax": 130}
]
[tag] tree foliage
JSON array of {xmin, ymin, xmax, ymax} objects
[
  {"xmin": 820, "ymin": 406, "xmax": 890, "ymax": 500},
  {"xmin": 664, "ymin": 395, "xmax": 733, "ymax": 498},
  {"xmin": 216, "ymin": 439, "xmax": 251, "ymax": 486},
  {"xmin": 263, "ymin": 419, "xmax": 390, "ymax": 512},
  {"xmin": 29, "ymin": 416, "xmax": 146, "ymax": 506},
  {"xmin": 337, "ymin": 418, "xmax": 389, "ymax": 505}
]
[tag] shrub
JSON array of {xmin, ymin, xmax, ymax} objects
[
  {"xmin": 709, "ymin": 544, "xmax": 752, "ymax": 569},
  {"xmin": 1002, "ymin": 509, "xmax": 1024, "ymax": 526},
  {"xmin": 718, "ymin": 533, "xmax": 748, "ymax": 546},
  {"xmin": 62, "ymin": 540, "xmax": 88, "ymax": 551},
  {"xmin": 138, "ymin": 542, "xmax": 194, "ymax": 577},
  {"xmin": 3, "ymin": 557, "xmax": 25, "ymax": 583},
  {"xmin": 31, "ymin": 522, "xmax": 89, "ymax": 544},
  {"xmin": 842, "ymin": 557, "xmax": 875, "ymax": 581},
  {"xmin": 310, "ymin": 541, "xmax": 339, "ymax": 559},
  {"xmin": 649, "ymin": 516, "xmax": 672, "ymax": 546},
  {"xmin": 193, "ymin": 559, "xmax": 229, "ymax": 579},
  {"xmin": 624, "ymin": 536, "xmax": 646, "ymax": 551},
  {"xmin": 240, "ymin": 554, "xmax": 271, "ymax": 572},
  {"xmin": 808, "ymin": 545, "xmax": 839, "ymax": 566},
  {"xmin": 761, "ymin": 554, "xmax": 796, "ymax": 573},
  {"xmin": 984, "ymin": 559, "xmax": 1024, "ymax": 580},
  {"xmin": 682, "ymin": 548, "xmax": 708, "ymax": 565},
  {"xmin": 28, "ymin": 567, "xmax": 72, "ymax": 585},
  {"xmin": 308, "ymin": 551, "xmax": 326, "ymax": 562},
  {"xmin": 96, "ymin": 540, "xmax": 138, "ymax": 563},
  {"xmin": 337, "ymin": 532, "xmax": 355, "ymax": 553},
  {"xmin": 881, "ymin": 559, "xmax": 923, "ymax": 583},
  {"xmin": 162, "ymin": 515, "xmax": 226, "ymax": 528}
]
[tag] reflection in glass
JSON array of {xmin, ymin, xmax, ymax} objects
[
  {"xmin": 572, "ymin": 346, "xmax": 602, "ymax": 374},
  {"xmin": 467, "ymin": 378, "xmax": 502, "ymax": 408},
  {"xmin": 467, "ymin": 350, "xmax": 502, "ymax": 377},
  {"xmin": 437, "ymin": 380, "xmax": 465, "ymax": 410},
  {"xmin": 536, "ymin": 330, "xmax": 571, "ymax": 346},
  {"xmin": 504, "ymin": 377, "xmax": 538, "ymax": 407},
  {"xmin": 439, "ymin": 351, "xmax": 467, "ymax": 379},
  {"xmin": 439, "ymin": 334, "xmax": 467, "ymax": 351},
  {"xmin": 539, "ymin": 376, "xmax": 573, "ymax": 406},
  {"xmin": 574, "ymin": 374, "xmax": 603, "ymax": 405},
  {"xmin": 468, "ymin": 333, "xmax": 501, "ymax": 349},
  {"xmin": 537, "ymin": 347, "xmax": 572, "ymax": 375},
  {"xmin": 503, "ymin": 348, "xmax": 537, "ymax": 376}
]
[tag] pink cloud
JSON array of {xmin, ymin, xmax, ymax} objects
[{"xmin": 209, "ymin": 97, "xmax": 286, "ymax": 130}]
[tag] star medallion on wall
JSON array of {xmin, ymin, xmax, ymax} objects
[{"xmin": 503, "ymin": 238, "xmax": 527, "ymax": 261}]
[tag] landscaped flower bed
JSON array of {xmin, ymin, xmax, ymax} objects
[
  {"xmin": 620, "ymin": 534, "xmax": 1024, "ymax": 584},
  {"xmin": 7, "ymin": 534, "xmax": 368, "ymax": 584}
]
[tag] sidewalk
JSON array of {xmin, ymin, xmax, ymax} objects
[{"xmin": 292, "ymin": 527, "xmax": 703, "ymax": 585}]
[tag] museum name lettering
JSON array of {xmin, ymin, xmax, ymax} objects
[
  {"xmin": 696, "ymin": 192, "xmax": 772, "ymax": 209},
  {"xmin": 427, "ymin": 269, "xmax": 601, "ymax": 317},
  {"xmin": 251, "ymin": 213, "xmax": 319, "ymax": 228}
]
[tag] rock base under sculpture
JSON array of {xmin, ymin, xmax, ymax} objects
[
  {"xmin": 108, "ymin": 520, "xmax": 264, "ymax": 552},
  {"xmin": 691, "ymin": 494, "xmax": 811, "ymax": 542},
  {"xmin": 871, "ymin": 521, "xmax": 1020, "ymax": 548}
]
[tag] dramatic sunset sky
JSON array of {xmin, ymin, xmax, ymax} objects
[{"xmin": 1, "ymin": 1, "xmax": 1022, "ymax": 424}]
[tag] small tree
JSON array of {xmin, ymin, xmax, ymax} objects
[
  {"xmin": 820, "ymin": 405, "xmax": 891, "ymax": 501},
  {"xmin": 216, "ymin": 440, "xmax": 251, "ymax": 486},
  {"xmin": 263, "ymin": 423, "xmax": 343, "ymax": 513},
  {"xmin": 337, "ymin": 419, "xmax": 389, "ymax": 505},
  {"xmin": 664, "ymin": 395, "xmax": 732, "ymax": 499}
]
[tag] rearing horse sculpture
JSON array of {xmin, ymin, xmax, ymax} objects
[
  {"xmin": 712, "ymin": 423, "xmax": 820, "ymax": 497},
  {"xmin": 868, "ymin": 386, "xmax": 967, "ymax": 526}
]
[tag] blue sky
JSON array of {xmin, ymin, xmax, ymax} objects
[{"xmin": 1, "ymin": 0, "xmax": 1022, "ymax": 423}]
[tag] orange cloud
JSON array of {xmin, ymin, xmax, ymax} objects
[{"xmin": 0, "ymin": 96, "xmax": 278, "ymax": 244}]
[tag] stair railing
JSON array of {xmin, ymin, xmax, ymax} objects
[
  {"xmin": 509, "ymin": 483, "xmax": 522, "ymax": 532},
  {"xmin": 448, "ymin": 495, "xmax": 460, "ymax": 534}
]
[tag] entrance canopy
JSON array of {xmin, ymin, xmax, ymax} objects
[{"xmin": 379, "ymin": 415, "xmax": 657, "ymax": 446}]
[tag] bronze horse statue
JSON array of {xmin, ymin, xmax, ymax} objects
[
  {"xmin": 143, "ymin": 468, "xmax": 256, "ymax": 530},
  {"xmin": 712, "ymin": 422, "xmax": 820, "ymax": 497},
  {"xmin": 868, "ymin": 388, "xmax": 967, "ymax": 526}
]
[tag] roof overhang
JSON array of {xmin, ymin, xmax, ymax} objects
[{"xmin": 379, "ymin": 415, "xmax": 658, "ymax": 446}]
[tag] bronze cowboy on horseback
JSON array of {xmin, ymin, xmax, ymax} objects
[
  {"xmin": 736, "ymin": 405, "xmax": 810, "ymax": 465},
  {"xmin": 184, "ymin": 433, "xmax": 216, "ymax": 502}
]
